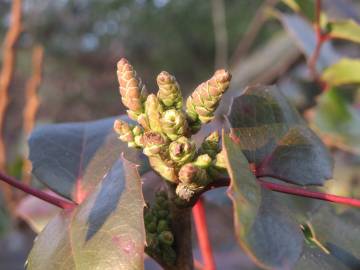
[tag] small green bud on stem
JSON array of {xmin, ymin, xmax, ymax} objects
[
  {"xmin": 169, "ymin": 136, "xmax": 196, "ymax": 165},
  {"xmin": 161, "ymin": 109, "xmax": 188, "ymax": 141}
]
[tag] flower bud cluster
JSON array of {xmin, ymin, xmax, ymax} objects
[
  {"xmin": 115, "ymin": 58, "xmax": 231, "ymax": 201},
  {"xmin": 144, "ymin": 191, "xmax": 176, "ymax": 266}
]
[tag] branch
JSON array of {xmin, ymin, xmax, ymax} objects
[
  {"xmin": 192, "ymin": 198, "xmax": 216, "ymax": 270},
  {"xmin": 307, "ymin": 0, "xmax": 330, "ymax": 88},
  {"xmin": 0, "ymin": 171, "xmax": 76, "ymax": 209},
  {"xmin": 211, "ymin": 176, "xmax": 360, "ymax": 208},
  {"xmin": 257, "ymin": 176, "xmax": 360, "ymax": 208}
]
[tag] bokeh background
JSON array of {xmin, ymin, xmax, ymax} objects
[{"xmin": 0, "ymin": 0, "xmax": 359, "ymax": 269}]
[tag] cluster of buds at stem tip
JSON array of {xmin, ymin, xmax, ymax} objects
[{"xmin": 115, "ymin": 58, "xmax": 231, "ymax": 201}]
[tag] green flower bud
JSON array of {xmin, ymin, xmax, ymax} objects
[
  {"xmin": 161, "ymin": 245, "xmax": 176, "ymax": 266},
  {"xmin": 193, "ymin": 154, "xmax": 212, "ymax": 169},
  {"xmin": 169, "ymin": 136, "xmax": 196, "ymax": 165},
  {"xmin": 149, "ymin": 156, "xmax": 178, "ymax": 183},
  {"xmin": 158, "ymin": 231, "xmax": 174, "ymax": 246},
  {"xmin": 117, "ymin": 58, "xmax": 147, "ymax": 120},
  {"xmin": 178, "ymin": 163, "xmax": 208, "ymax": 185},
  {"xmin": 145, "ymin": 94, "xmax": 163, "ymax": 133},
  {"xmin": 199, "ymin": 131, "xmax": 220, "ymax": 158},
  {"xmin": 137, "ymin": 113, "xmax": 150, "ymax": 130},
  {"xmin": 161, "ymin": 109, "xmax": 188, "ymax": 141},
  {"xmin": 157, "ymin": 219, "xmax": 169, "ymax": 233},
  {"xmin": 213, "ymin": 150, "xmax": 226, "ymax": 170},
  {"xmin": 157, "ymin": 71, "xmax": 183, "ymax": 109},
  {"xmin": 142, "ymin": 131, "xmax": 168, "ymax": 157},
  {"xmin": 186, "ymin": 69, "xmax": 231, "ymax": 125},
  {"xmin": 146, "ymin": 221, "xmax": 157, "ymax": 233},
  {"xmin": 157, "ymin": 210, "xmax": 169, "ymax": 219}
]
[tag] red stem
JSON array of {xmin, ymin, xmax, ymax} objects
[
  {"xmin": 0, "ymin": 171, "xmax": 76, "ymax": 209},
  {"xmin": 257, "ymin": 177, "xmax": 360, "ymax": 207},
  {"xmin": 192, "ymin": 198, "xmax": 216, "ymax": 270}
]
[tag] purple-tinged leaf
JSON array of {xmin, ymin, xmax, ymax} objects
[
  {"xmin": 223, "ymin": 133, "xmax": 304, "ymax": 269},
  {"xmin": 29, "ymin": 116, "xmax": 148, "ymax": 203},
  {"xmin": 26, "ymin": 157, "xmax": 145, "ymax": 270},
  {"xmin": 227, "ymin": 85, "xmax": 333, "ymax": 186}
]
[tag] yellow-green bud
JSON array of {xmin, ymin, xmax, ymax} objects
[
  {"xmin": 169, "ymin": 136, "xmax": 196, "ymax": 165},
  {"xmin": 113, "ymin": 119, "xmax": 133, "ymax": 142},
  {"xmin": 158, "ymin": 231, "xmax": 174, "ymax": 246},
  {"xmin": 186, "ymin": 69, "xmax": 231, "ymax": 124},
  {"xmin": 157, "ymin": 71, "xmax": 183, "ymax": 109},
  {"xmin": 142, "ymin": 131, "xmax": 168, "ymax": 157},
  {"xmin": 178, "ymin": 163, "xmax": 208, "ymax": 185},
  {"xmin": 149, "ymin": 156, "xmax": 178, "ymax": 183},
  {"xmin": 161, "ymin": 109, "xmax": 188, "ymax": 141},
  {"xmin": 145, "ymin": 94, "xmax": 163, "ymax": 133},
  {"xmin": 194, "ymin": 154, "xmax": 212, "ymax": 169},
  {"xmin": 199, "ymin": 131, "xmax": 220, "ymax": 158},
  {"xmin": 117, "ymin": 58, "xmax": 147, "ymax": 120}
]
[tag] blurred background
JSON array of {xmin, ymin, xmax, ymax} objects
[{"xmin": 0, "ymin": 0, "xmax": 359, "ymax": 269}]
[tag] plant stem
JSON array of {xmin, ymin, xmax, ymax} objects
[
  {"xmin": 212, "ymin": 176, "xmax": 360, "ymax": 208},
  {"xmin": 192, "ymin": 198, "xmax": 216, "ymax": 270},
  {"xmin": 0, "ymin": 171, "xmax": 76, "ymax": 209},
  {"xmin": 257, "ymin": 177, "xmax": 360, "ymax": 208},
  {"xmin": 169, "ymin": 206, "xmax": 193, "ymax": 270}
]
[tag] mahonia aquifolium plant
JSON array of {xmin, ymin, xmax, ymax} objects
[{"xmin": 114, "ymin": 58, "xmax": 231, "ymax": 202}]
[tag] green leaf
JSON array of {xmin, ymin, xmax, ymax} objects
[
  {"xmin": 223, "ymin": 133, "xmax": 304, "ymax": 269},
  {"xmin": 312, "ymin": 88, "xmax": 360, "ymax": 154},
  {"xmin": 26, "ymin": 158, "xmax": 145, "ymax": 270},
  {"xmin": 227, "ymin": 85, "xmax": 333, "ymax": 185},
  {"xmin": 282, "ymin": 0, "xmax": 315, "ymax": 22},
  {"xmin": 326, "ymin": 20, "xmax": 360, "ymax": 44},
  {"xmin": 279, "ymin": 14, "xmax": 340, "ymax": 71},
  {"xmin": 322, "ymin": 58, "xmax": 360, "ymax": 86},
  {"xmin": 308, "ymin": 205, "xmax": 360, "ymax": 269},
  {"xmin": 29, "ymin": 116, "xmax": 149, "ymax": 203},
  {"xmin": 295, "ymin": 245, "xmax": 350, "ymax": 270}
]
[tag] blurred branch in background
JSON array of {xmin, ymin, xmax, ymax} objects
[
  {"xmin": 230, "ymin": 0, "xmax": 279, "ymax": 66},
  {"xmin": 22, "ymin": 45, "xmax": 44, "ymax": 186},
  {"xmin": 211, "ymin": 0, "xmax": 228, "ymax": 69},
  {"xmin": 0, "ymin": 0, "xmax": 22, "ymax": 212}
]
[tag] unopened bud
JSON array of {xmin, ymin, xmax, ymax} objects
[
  {"xmin": 161, "ymin": 109, "xmax": 188, "ymax": 141},
  {"xmin": 157, "ymin": 71, "xmax": 183, "ymax": 109},
  {"xmin": 169, "ymin": 137, "xmax": 196, "ymax": 165}
]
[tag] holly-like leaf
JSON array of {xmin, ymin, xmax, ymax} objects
[
  {"xmin": 322, "ymin": 58, "xmax": 360, "ymax": 86},
  {"xmin": 279, "ymin": 14, "xmax": 340, "ymax": 71},
  {"xmin": 29, "ymin": 116, "xmax": 148, "ymax": 203},
  {"xmin": 223, "ymin": 133, "xmax": 304, "ymax": 269},
  {"xmin": 326, "ymin": 19, "xmax": 360, "ymax": 44},
  {"xmin": 227, "ymin": 85, "xmax": 333, "ymax": 185},
  {"xmin": 26, "ymin": 157, "xmax": 145, "ymax": 270},
  {"xmin": 311, "ymin": 88, "xmax": 360, "ymax": 154},
  {"xmin": 282, "ymin": 0, "xmax": 315, "ymax": 22},
  {"xmin": 303, "ymin": 206, "xmax": 360, "ymax": 269},
  {"xmin": 295, "ymin": 245, "xmax": 350, "ymax": 270}
]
